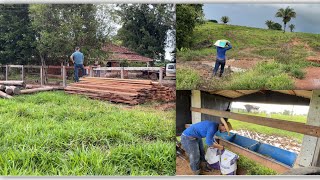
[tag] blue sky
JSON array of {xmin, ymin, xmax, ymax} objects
[{"xmin": 203, "ymin": 4, "xmax": 320, "ymax": 34}]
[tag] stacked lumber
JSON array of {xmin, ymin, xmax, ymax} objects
[
  {"xmin": 64, "ymin": 77, "xmax": 176, "ymax": 105},
  {"xmin": 0, "ymin": 81, "xmax": 24, "ymax": 98}
]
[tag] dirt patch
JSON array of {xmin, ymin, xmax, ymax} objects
[
  {"xmin": 176, "ymin": 157, "xmax": 222, "ymax": 176},
  {"xmin": 295, "ymin": 67, "xmax": 320, "ymax": 90},
  {"xmin": 155, "ymin": 102, "xmax": 175, "ymax": 111}
]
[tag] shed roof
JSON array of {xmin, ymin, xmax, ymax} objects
[{"xmin": 102, "ymin": 44, "xmax": 153, "ymax": 62}]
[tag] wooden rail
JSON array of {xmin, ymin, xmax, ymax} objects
[{"xmin": 191, "ymin": 107, "xmax": 320, "ymax": 138}]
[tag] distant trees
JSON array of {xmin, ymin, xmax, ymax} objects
[
  {"xmin": 275, "ymin": 6, "xmax": 296, "ymax": 33},
  {"xmin": 208, "ymin": 19, "xmax": 218, "ymax": 23},
  {"xmin": 265, "ymin": 20, "xmax": 282, "ymax": 31},
  {"xmin": 221, "ymin": 16, "xmax": 230, "ymax": 24},
  {"xmin": 289, "ymin": 24, "xmax": 295, "ymax": 32}
]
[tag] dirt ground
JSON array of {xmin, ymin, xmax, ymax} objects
[{"xmin": 294, "ymin": 67, "xmax": 320, "ymax": 90}]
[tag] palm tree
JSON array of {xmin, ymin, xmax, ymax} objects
[
  {"xmin": 289, "ymin": 24, "xmax": 295, "ymax": 32},
  {"xmin": 275, "ymin": 6, "xmax": 296, "ymax": 33},
  {"xmin": 221, "ymin": 16, "xmax": 230, "ymax": 24},
  {"xmin": 265, "ymin": 20, "xmax": 274, "ymax": 29}
]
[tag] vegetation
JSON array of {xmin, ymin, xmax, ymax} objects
[
  {"xmin": 176, "ymin": 22, "xmax": 320, "ymax": 90},
  {"xmin": 221, "ymin": 16, "xmax": 230, "ymax": 24},
  {"xmin": 0, "ymin": 92, "xmax": 175, "ymax": 175},
  {"xmin": 116, "ymin": 4, "xmax": 175, "ymax": 61},
  {"xmin": 176, "ymin": 4, "xmax": 204, "ymax": 49},
  {"xmin": 289, "ymin": 24, "xmax": 295, "ymax": 32},
  {"xmin": 0, "ymin": 5, "xmax": 36, "ymax": 65},
  {"xmin": 176, "ymin": 67, "xmax": 202, "ymax": 89},
  {"xmin": 237, "ymin": 155, "xmax": 277, "ymax": 175},
  {"xmin": 229, "ymin": 112, "xmax": 307, "ymax": 143},
  {"xmin": 275, "ymin": 6, "xmax": 296, "ymax": 33}
]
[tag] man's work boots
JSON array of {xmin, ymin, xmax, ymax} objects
[{"xmin": 193, "ymin": 169, "xmax": 201, "ymax": 175}]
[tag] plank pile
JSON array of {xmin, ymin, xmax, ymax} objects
[
  {"xmin": 0, "ymin": 81, "xmax": 25, "ymax": 99},
  {"xmin": 64, "ymin": 77, "xmax": 176, "ymax": 105}
]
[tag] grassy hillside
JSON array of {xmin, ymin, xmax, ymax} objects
[
  {"xmin": 177, "ymin": 22, "xmax": 320, "ymax": 90},
  {"xmin": 0, "ymin": 92, "xmax": 175, "ymax": 175}
]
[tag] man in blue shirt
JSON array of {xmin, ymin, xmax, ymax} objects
[
  {"xmin": 70, "ymin": 47, "xmax": 86, "ymax": 82},
  {"xmin": 181, "ymin": 118, "xmax": 232, "ymax": 175},
  {"xmin": 213, "ymin": 42, "xmax": 232, "ymax": 77}
]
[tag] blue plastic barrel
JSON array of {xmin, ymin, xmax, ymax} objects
[
  {"xmin": 232, "ymin": 134, "xmax": 261, "ymax": 152},
  {"xmin": 256, "ymin": 143, "xmax": 297, "ymax": 167}
]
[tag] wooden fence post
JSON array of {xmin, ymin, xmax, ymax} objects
[
  {"xmin": 159, "ymin": 67, "xmax": 163, "ymax": 85},
  {"xmin": 40, "ymin": 66, "xmax": 43, "ymax": 86},
  {"xmin": 21, "ymin": 65, "xmax": 24, "ymax": 81},
  {"xmin": 5, "ymin": 65, "xmax": 8, "ymax": 81},
  {"xmin": 63, "ymin": 66, "xmax": 66, "ymax": 87},
  {"xmin": 89, "ymin": 66, "xmax": 93, "ymax": 77},
  {"xmin": 120, "ymin": 67, "xmax": 124, "ymax": 79}
]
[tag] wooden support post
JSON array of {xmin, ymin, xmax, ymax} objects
[
  {"xmin": 63, "ymin": 66, "xmax": 66, "ymax": 87},
  {"xmin": 89, "ymin": 66, "xmax": 93, "ymax": 77},
  {"xmin": 159, "ymin": 67, "xmax": 163, "ymax": 85},
  {"xmin": 298, "ymin": 90, "xmax": 320, "ymax": 167},
  {"xmin": 61, "ymin": 63, "xmax": 63, "ymax": 77},
  {"xmin": 40, "ymin": 66, "xmax": 43, "ymax": 86},
  {"xmin": 120, "ymin": 67, "xmax": 124, "ymax": 79},
  {"xmin": 191, "ymin": 90, "xmax": 202, "ymax": 124},
  {"xmin": 21, "ymin": 65, "xmax": 24, "ymax": 81},
  {"xmin": 191, "ymin": 107, "xmax": 320, "ymax": 138},
  {"xmin": 5, "ymin": 65, "xmax": 8, "ymax": 81}
]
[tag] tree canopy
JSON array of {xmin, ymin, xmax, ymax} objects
[
  {"xmin": 275, "ymin": 6, "xmax": 296, "ymax": 33},
  {"xmin": 116, "ymin": 4, "xmax": 175, "ymax": 61}
]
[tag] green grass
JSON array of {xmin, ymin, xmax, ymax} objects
[
  {"xmin": 229, "ymin": 112, "xmax": 307, "ymax": 143},
  {"xmin": 237, "ymin": 155, "xmax": 277, "ymax": 175},
  {"xmin": 177, "ymin": 23, "xmax": 320, "ymax": 89},
  {"xmin": 176, "ymin": 67, "xmax": 202, "ymax": 89},
  {"xmin": 0, "ymin": 92, "xmax": 175, "ymax": 176}
]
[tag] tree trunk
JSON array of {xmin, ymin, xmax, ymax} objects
[
  {"xmin": 283, "ymin": 22, "xmax": 286, "ymax": 33},
  {"xmin": 5, "ymin": 86, "xmax": 20, "ymax": 95},
  {"xmin": 0, "ymin": 81, "xmax": 26, "ymax": 87}
]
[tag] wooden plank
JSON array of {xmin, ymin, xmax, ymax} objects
[
  {"xmin": 218, "ymin": 137, "xmax": 291, "ymax": 174},
  {"xmin": 191, "ymin": 107, "xmax": 320, "ymax": 137},
  {"xmin": 20, "ymin": 86, "xmax": 63, "ymax": 94},
  {"xmin": 8, "ymin": 65, "xmax": 23, "ymax": 68}
]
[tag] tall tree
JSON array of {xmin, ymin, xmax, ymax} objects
[
  {"xmin": 116, "ymin": 4, "xmax": 175, "ymax": 61},
  {"xmin": 0, "ymin": 5, "xmax": 36, "ymax": 65},
  {"xmin": 275, "ymin": 6, "xmax": 296, "ymax": 33},
  {"xmin": 176, "ymin": 4, "xmax": 203, "ymax": 49},
  {"xmin": 289, "ymin": 24, "xmax": 295, "ymax": 32},
  {"xmin": 221, "ymin": 16, "xmax": 230, "ymax": 24},
  {"xmin": 29, "ymin": 4, "xmax": 110, "ymax": 66}
]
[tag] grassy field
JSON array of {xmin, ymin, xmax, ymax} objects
[
  {"xmin": 177, "ymin": 22, "xmax": 320, "ymax": 90},
  {"xmin": 0, "ymin": 92, "xmax": 175, "ymax": 176},
  {"xmin": 229, "ymin": 112, "xmax": 307, "ymax": 143}
]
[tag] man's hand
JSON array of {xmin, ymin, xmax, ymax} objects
[{"xmin": 213, "ymin": 142, "xmax": 224, "ymax": 150}]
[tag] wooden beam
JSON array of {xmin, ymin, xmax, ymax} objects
[
  {"xmin": 62, "ymin": 66, "xmax": 66, "ymax": 87},
  {"xmin": 218, "ymin": 137, "xmax": 291, "ymax": 174},
  {"xmin": 159, "ymin": 67, "xmax": 163, "ymax": 85},
  {"xmin": 21, "ymin": 65, "xmax": 24, "ymax": 81},
  {"xmin": 191, "ymin": 107, "xmax": 320, "ymax": 137}
]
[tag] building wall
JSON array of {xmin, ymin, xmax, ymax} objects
[{"xmin": 176, "ymin": 90, "xmax": 192, "ymax": 135}]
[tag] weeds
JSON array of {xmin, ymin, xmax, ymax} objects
[{"xmin": 176, "ymin": 67, "xmax": 202, "ymax": 90}]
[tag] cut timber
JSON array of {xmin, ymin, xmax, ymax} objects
[
  {"xmin": 5, "ymin": 86, "xmax": 20, "ymax": 95},
  {"xmin": 0, "ymin": 90, "xmax": 13, "ymax": 99},
  {"xmin": 20, "ymin": 86, "xmax": 63, "ymax": 94},
  {"xmin": 65, "ymin": 78, "xmax": 175, "ymax": 105},
  {"xmin": 0, "ymin": 81, "xmax": 26, "ymax": 87},
  {"xmin": 0, "ymin": 85, "xmax": 5, "ymax": 91},
  {"xmin": 191, "ymin": 107, "xmax": 320, "ymax": 138}
]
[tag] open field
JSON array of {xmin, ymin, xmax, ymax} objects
[
  {"xmin": 0, "ymin": 92, "xmax": 175, "ymax": 175},
  {"xmin": 177, "ymin": 22, "xmax": 320, "ymax": 90}
]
